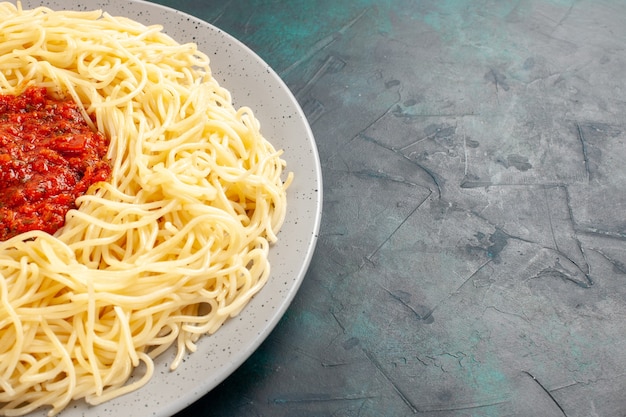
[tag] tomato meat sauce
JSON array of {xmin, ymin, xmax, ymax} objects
[{"xmin": 0, "ymin": 86, "xmax": 111, "ymax": 240}]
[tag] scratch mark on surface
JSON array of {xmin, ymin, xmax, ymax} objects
[
  {"xmin": 400, "ymin": 154, "xmax": 442, "ymax": 198},
  {"xmin": 590, "ymin": 248, "xmax": 626, "ymax": 274},
  {"xmin": 415, "ymin": 356, "xmax": 429, "ymax": 367},
  {"xmin": 280, "ymin": 8, "xmax": 370, "ymax": 76},
  {"xmin": 363, "ymin": 191, "xmax": 431, "ymax": 265},
  {"xmin": 292, "ymin": 345, "xmax": 360, "ymax": 369},
  {"xmin": 484, "ymin": 305, "xmax": 530, "ymax": 323},
  {"xmin": 321, "ymin": 360, "xmax": 352, "ymax": 368},
  {"xmin": 453, "ymin": 260, "xmax": 492, "ymax": 295},
  {"xmin": 243, "ymin": 9, "xmax": 256, "ymax": 34},
  {"xmin": 422, "ymin": 398, "xmax": 510, "ymax": 412},
  {"xmin": 549, "ymin": 380, "xmax": 582, "ymax": 392},
  {"xmin": 526, "ymin": 248, "xmax": 592, "ymax": 288},
  {"xmin": 543, "ymin": 186, "xmax": 561, "ymax": 253},
  {"xmin": 396, "ymin": 121, "xmax": 458, "ymax": 153},
  {"xmin": 578, "ymin": 226, "xmax": 626, "ymax": 241},
  {"xmin": 391, "ymin": 111, "xmax": 477, "ymax": 119},
  {"xmin": 295, "ymin": 54, "xmax": 345, "ymax": 100},
  {"xmin": 562, "ymin": 185, "xmax": 591, "ymax": 278},
  {"xmin": 351, "ymin": 169, "xmax": 420, "ymax": 188},
  {"xmin": 357, "ymin": 399, "xmax": 368, "ymax": 417},
  {"xmin": 539, "ymin": 185, "xmax": 593, "ymax": 287},
  {"xmin": 489, "ymin": 69, "xmax": 500, "ymax": 93},
  {"xmin": 362, "ymin": 348, "xmax": 420, "ymax": 414},
  {"xmin": 552, "ymin": 1, "xmax": 577, "ymax": 33},
  {"xmin": 379, "ymin": 285, "xmax": 433, "ymax": 322},
  {"xmin": 354, "ymin": 97, "xmax": 402, "ymax": 145},
  {"xmin": 463, "ymin": 129, "xmax": 469, "ymax": 176},
  {"xmin": 300, "ymin": 96, "xmax": 326, "ymax": 123},
  {"xmin": 397, "ymin": 126, "xmax": 448, "ymax": 152},
  {"xmin": 360, "ymin": 129, "xmax": 443, "ymax": 198},
  {"xmin": 522, "ymin": 371, "xmax": 568, "ymax": 416},
  {"xmin": 575, "ymin": 122, "xmax": 591, "ymax": 181},
  {"xmin": 208, "ymin": 0, "xmax": 232, "ymax": 25},
  {"xmin": 332, "ymin": 92, "xmax": 402, "ymax": 160},
  {"xmin": 460, "ymin": 179, "xmax": 494, "ymax": 188},
  {"xmin": 330, "ymin": 309, "xmax": 346, "ymax": 332},
  {"xmin": 418, "ymin": 259, "xmax": 492, "ymax": 321},
  {"xmin": 469, "ymin": 212, "xmax": 535, "ymax": 246},
  {"xmin": 396, "ymin": 133, "xmax": 431, "ymax": 151},
  {"xmin": 272, "ymin": 393, "xmax": 378, "ymax": 404}
]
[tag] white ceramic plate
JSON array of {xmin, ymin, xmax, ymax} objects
[{"xmin": 14, "ymin": 0, "xmax": 322, "ymax": 416}]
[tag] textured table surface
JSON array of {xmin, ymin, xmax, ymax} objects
[{"xmin": 146, "ymin": 1, "xmax": 626, "ymax": 416}]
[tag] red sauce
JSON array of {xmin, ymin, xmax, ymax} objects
[{"xmin": 0, "ymin": 86, "xmax": 111, "ymax": 240}]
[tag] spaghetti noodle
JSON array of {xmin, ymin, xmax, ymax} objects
[{"xmin": 0, "ymin": 2, "xmax": 291, "ymax": 416}]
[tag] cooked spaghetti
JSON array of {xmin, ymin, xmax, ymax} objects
[{"xmin": 0, "ymin": 2, "xmax": 291, "ymax": 416}]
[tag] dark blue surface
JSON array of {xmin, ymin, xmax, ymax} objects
[{"xmin": 145, "ymin": 1, "xmax": 626, "ymax": 416}]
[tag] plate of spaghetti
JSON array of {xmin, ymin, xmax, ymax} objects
[{"xmin": 0, "ymin": 1, "xmax": 322, "ymax": 416}]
